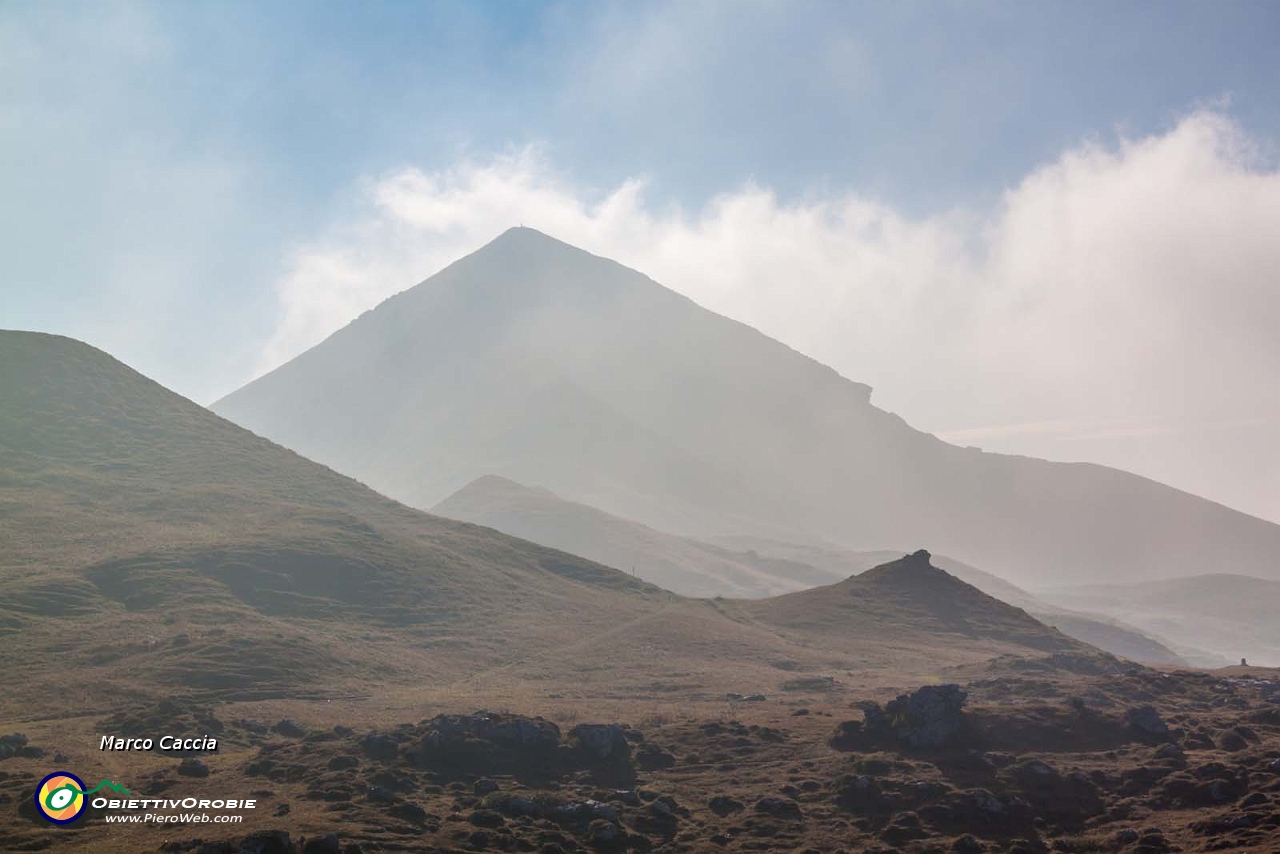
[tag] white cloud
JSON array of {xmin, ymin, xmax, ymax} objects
[{"xmin": 258, "ymin": 111, "xmax": 1280, "ymax": 521}]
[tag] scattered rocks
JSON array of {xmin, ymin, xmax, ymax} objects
[
  {"xmin": 300, "ymin": 834, "xmax": 342, "ymax": 854},
  {"xmin": 1125, "ymin": 706, "xmax": 1168, "ymax": 739},
  {"xmin": 839, "ymin": 684, "xmax": 969, "ymax": 749},
  {"xmin": 237, "ymin": 830, "xmax": 293, "ymax": 854},
  {"xmin": 754, "ymin": 796, "xmax": 802, "ymax": 819},
  {"xmin": 834, "ymin": 774, "xmax": 884, "ymax": 813},
  {"xmin": 1219, "ymin": 730, "xmax": 1248, "ymax": 752},
  {"xmin": 571, "ymin": 724, "xmax": 631, "ymax": 760},
  {"xmin": 177, "ymin": 757, "xmax": 210, "ymax": 777},
  {"xmin": 468, "ymin": 808, "xmax": 505, "ymax": 828},
  {"xmin": 634, "ymin": 741, "xmax": 675, "ymax": 770},
  {"xmin": 273, "ymin": 719, "xmax": 306, "ymax": 738},
  {"xmin": 474, "ymin": 778, "xmax": 500, "ymax": 796},
  {"xmin": 359, "ymin": 732, "xmax": 400, "ymax": 762},
  {"xmin": 708, "ymin": 795, "xmax": 745, "ymax": 816},
  {"xmin": 387, "ymin": 801, "xmax": 428, "ymax": 826},
  {"xmin": 0, "ymin": 733, "xmax": 30, "ymax": 760},
  {"xmin": 587, "ymin": 818, "xmax": 624, "ymax": 847},
  {"xmin": 951, "ymin": 834, "xmax": 985, "ymax": 853}
]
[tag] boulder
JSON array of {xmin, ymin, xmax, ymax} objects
[
  {"xmin": 177, "ymin": 758, "xmax": 210, "ymax": 778},
  {"xmin": 634, "ymin": 742, "xmax": 675, "ymax": 770},
  {"xmin": 708, "ymin": 795, "xmax": 745, "ymax": 816},
  {"xmin": 1125, "ymin": 706, "xmax": 1168, "ymax": 739},
  {"xmin": 237, "ymin": 831, "xmax": 292, "ymax": 854},
  {"xmin": 0, "ymin": 733, "xmax": 29, "ymax": 760},
  {"xmin": 359, "ymin": 733, "xmax": 400, "ymax": 762},
  {"xmin": 834, "ymin": 774, "xmax": 884, "ymax": 813},
  {"xmin": 468, "ymin": 809, "xmax": 505, "ymax": 828},
  {"xmin": 300, "ymin": 834, "xmax": 342, "ymax": 854},
  {"xmin": 951, "ymin": 834, "xmax": 985, "ymax": 853},
  {"xmin": 1219, "ymin": 731, "xmax": 1248, "ymax": 752},
  {"xmin": 860, "ymin": 684, "xmax": 968, "ymax": 748},
  {"xmin": 571, "ymin": 724, "xmax": 631, "ymax": 760},
  {"xmin": 754, "ymin": 796, "xmax": 802, "ymax": 819},
  {"xmin": 587, "ymin": 818, "xmax": 624, "ymax": 848},
  {"xmin": 272, "ymin": 719, "xmax": 306, "ymax": 738}
]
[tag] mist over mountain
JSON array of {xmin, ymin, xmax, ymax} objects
[
  {"xmin": 214, "ymin": 228, "xmax": 1280, "ymax": 589},
  {"xmin": 436, "ymin": 475, "xmax": 1187, "ymax": 665},
  {"xmin": 434, "ymin": 475, "xmax": 836, "ymax": 598},
  {"xmin": 1040, "ymin": 574, "xmax": 1280, "ymax": 667}
]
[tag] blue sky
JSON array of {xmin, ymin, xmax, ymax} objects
[{"xmin": 2, "ymin": 1, "xmax": 1278, "ymax": 520}]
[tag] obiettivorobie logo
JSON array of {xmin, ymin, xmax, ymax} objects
[
  {"xmin": 35, "ymin": 771, "xmax": 130, "ymax": 824},
  {"xmin": 35, "ymin": 769, "xmax": 256, "ymax": 826}
]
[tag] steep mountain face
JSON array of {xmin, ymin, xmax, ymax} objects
[{"xmin": 213, "ymin": 228, "xmax": 1280, "ymax": 587}]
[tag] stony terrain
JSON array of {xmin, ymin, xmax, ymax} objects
[{"xmin": 2, "ymin": 663, "xmax": 1278, "ymax": 852}]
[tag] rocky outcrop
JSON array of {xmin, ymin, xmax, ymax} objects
[{"xmin": 834, "ymin": 684, "xmax": 969, "ymax": 750}]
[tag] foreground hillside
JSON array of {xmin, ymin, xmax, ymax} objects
[
  {"xmin": 0, "ymin": 331, "xmax": 669, "ymax": 711},
  {"xmin": 213, "ymin": 227, "xmax": 1280, "ymax": 588},
  {"xmin": 1, "ymin": 330, "xmax": 1091, "ymax": 715}
]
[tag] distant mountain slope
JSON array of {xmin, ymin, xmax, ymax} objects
[
  {"xmin": 433, "ymin": 475, "xmax": 835, "ymax": 597},
  {"xmin": 1040, "ymin": 574, "xmax": 1280, "ymax": 666},
  {"xmin": 436, "ymin": 476, "xmax": 1185, "ymax": 663},
  {"xmin": 1, "ymin": 331, "xmax": 1101, "ymax": 714},
  {"xmin": 213, "ymin": 228, "xmax": 1280, "ymax": 588}
]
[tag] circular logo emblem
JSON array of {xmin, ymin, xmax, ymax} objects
[{"xmin": 35, "ymin": 771, "xmax": 87, "ymax": 824}]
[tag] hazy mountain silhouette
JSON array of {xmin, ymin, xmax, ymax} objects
[
  {"xmin": 1041, "ymin": 574, "xmax": 1280, "ymax": 666},
  {"xmin": 214, "ymin": 227, "xmax": 1280, "ymax": 587},
  {"xmin": 437, "ymin": 475, "xmax": 1185, "ymax": 664},
  {"xmin": 434, "ymin": 475, "xmax": 836, "ymax": 598}
]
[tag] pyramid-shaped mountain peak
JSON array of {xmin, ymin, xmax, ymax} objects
[{"xmin": 212, "ymin": 235, "xmax": 1280, "ymax": 589}]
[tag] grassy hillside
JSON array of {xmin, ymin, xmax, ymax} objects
[
  {"xmin": 0, "ymin": 331, "xmax": 671, "ymax": 711},
  {"xmin": 1, "ymin": 331, "xmax": 1099, "ymax": 720},
  {"xmin": 745, "ymin": 550, "xmax": 1084, "ymax": 657}
]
